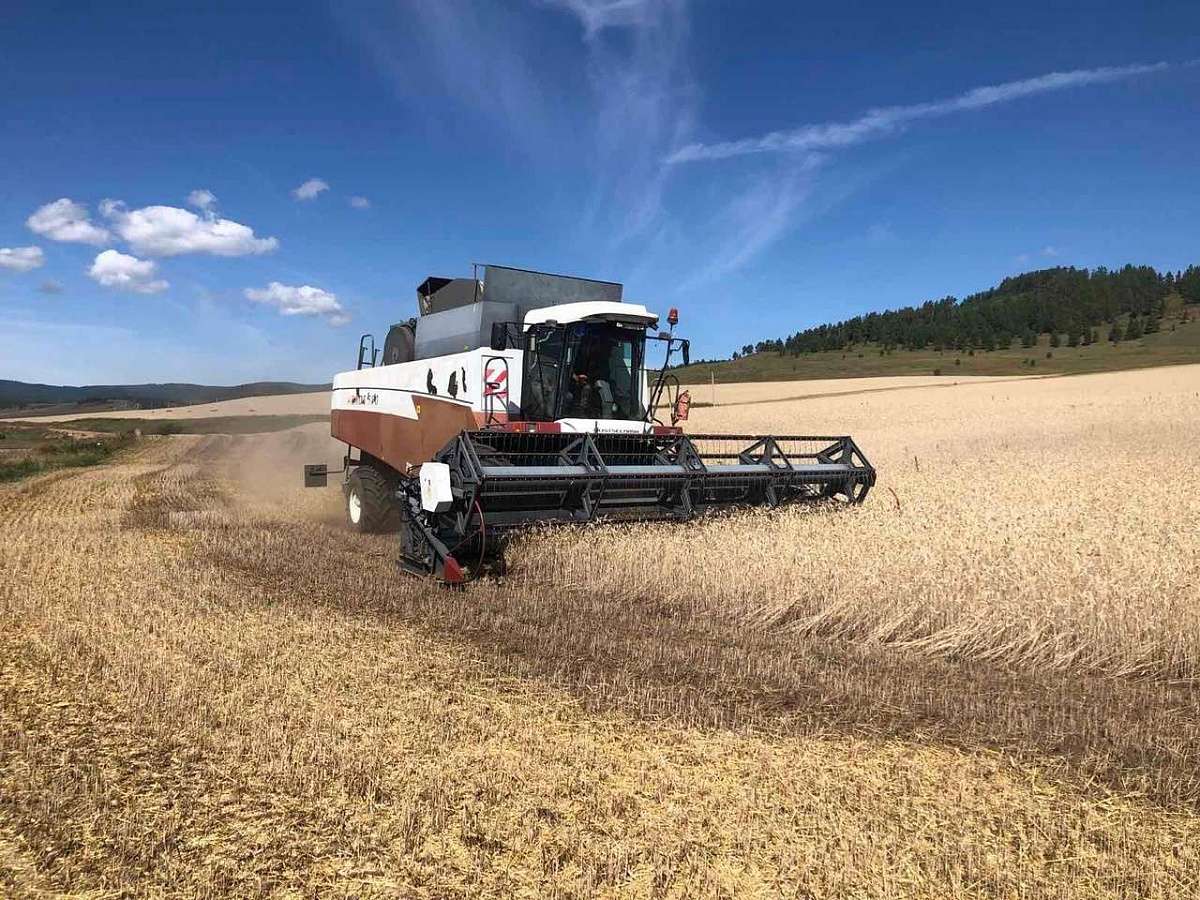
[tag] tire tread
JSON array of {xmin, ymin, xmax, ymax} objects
[{"xmin": 347, "ymin": 466, "xmax": 401, "ymax": 533}]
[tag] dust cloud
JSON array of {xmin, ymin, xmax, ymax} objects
[{"xmin": 196, "ymin": 421, "xmax": 346, "ymax": 525}]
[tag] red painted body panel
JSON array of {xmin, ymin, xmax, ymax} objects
[{"xmin": 332, "ymin": 398, "xmax": 478, "ymax": 472}]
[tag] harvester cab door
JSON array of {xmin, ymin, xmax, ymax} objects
[{"xmin": 521, "ymin": 325, "xmax": 565, "ymax": 422}]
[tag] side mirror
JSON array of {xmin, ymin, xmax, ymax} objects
[
  {"xmin": 490, "ymin": 322, "xmax": 507, "ymax": 351},
  {"xmin": 530, "ymin": 323, "xmax": 556, "ymax": 344},
  {"xmin": 682, "ymin": 340, "xmax": 690, "ymax": 366}
]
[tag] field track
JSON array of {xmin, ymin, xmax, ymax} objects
[{"xmin": 2, "ymin": 367, "xmax": 1199, "ymax": 897}]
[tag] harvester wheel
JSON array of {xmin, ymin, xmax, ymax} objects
[{"xmin": 346, "ymin": 466, "xmax": 401, "ymax": 533}]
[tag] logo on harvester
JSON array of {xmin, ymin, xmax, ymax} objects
[{"xmin": 483, "ymin": 359, "xmax": 508, "ymax": 401}]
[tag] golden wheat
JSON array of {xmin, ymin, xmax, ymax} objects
[
  {"xmin": 2, "ymin": 366, "xmax": 1199, "ymax": 897},
  {"xmin": 684, "ymin": 372, "xmax": 1037, "ymax": 407}
]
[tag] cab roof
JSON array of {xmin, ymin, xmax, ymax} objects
[{"xmin": 522, "ymin": 300, "xmax": 659, "ymax": 330}]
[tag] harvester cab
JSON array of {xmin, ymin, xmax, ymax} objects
[
  {"xmin": 489, "ymin": 299, "xmax": 690, "ymax": 432},
  {"xmin": 305, "ymin": 264, "xmax": 875, "ymax": 585}
]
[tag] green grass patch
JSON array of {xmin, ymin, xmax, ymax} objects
[
  {"xmin": 0, "ymin": 423, "xmax": 60, "ymax": 450},
  {"xmin": 0, "ymin": 429, "xmax": 136, "ymax": 483}
]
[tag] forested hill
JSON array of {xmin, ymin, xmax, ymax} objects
[{"xmin": 735, "ymin": 264, "xmax": 1200, "ymax": 357}]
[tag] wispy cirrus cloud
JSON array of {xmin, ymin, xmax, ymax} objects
[
  {"xmin": 668, "ymin": 62, "xmax": 1172, "ymax": 164},
  {"xmin": 549, "ymin": 0, "xmax": 663, "ymax": 36},
  {"xmin": 340, "ymin": 0, "xmax": 693, "ymax": 245},
  {"xmin": 679, "ymin": 155, "xmax": 824, "ymax": 290},
  {"xmin": 334, "ymin": 1, "xmax": 556, "ymax": 156},
  {"xmin": 545, "ymin": 0, "xmax": 695, "ymax": 241},
  {"xmin": 341, "ymin": 4, "xmax": 1182, "ymax": 298},
  {"xmin": 547, "ymin": 0, "xmax": 834, "ymax": 290}
]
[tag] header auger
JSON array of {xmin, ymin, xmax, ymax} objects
[{"xmin": 305, "ymin": 264, "xmax": 875, "ymax": 584}]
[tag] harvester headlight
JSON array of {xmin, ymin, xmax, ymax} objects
[{"xmin": 419, "ymin": 463, "xmax": 454, "ymax": 513}]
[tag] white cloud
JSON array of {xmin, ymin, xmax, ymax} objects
[
  {"xmin": 244, "ymin": 282, "xmax": 345, "ymax": 322},
  {"xmin": 101, "ymin": 201, "xmax": 279, "ymax": 257},
  {"xmin": 548, "ymin": 0, "xmax": 662, "ymax": 37},
  {"xmin": 26, "ymin": 198, "xmax": 111, "ymax": 245},
  {"xmin": 0, "ymin": 246, "xmax": 45, "ymax": 273},
  {"xmin": 88, "ymin": 249, "xmax": 168, "ymax": 294},
  {"xmin": 349, "ymin": 195, "xmax": 371, "ymax": 209},
  {"xmin": 1042, "ymin": 245, "xmax": 1060, "ymax": 257},
  {"xmin": 187, "ymin": 189, "xmax": 217, "ymax": 211},
  {"xmin": 546, "ymin": 0, "xmax": 695, "ymax": 240},
  {"xmin": 292, "ymin": 178, "xmax": 329, "ymax": 200},
  {"xmin": 668, "ymin": 62, "xmax": 1172, "ymax": 163},
  {"xmin": 679, "ymin": 157, "xmax": 821, "ymax": 290},
  {"xmin": 337, "ymin": 2, "xmax": 557, "ymax": 157}
]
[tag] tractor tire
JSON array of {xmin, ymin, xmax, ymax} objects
[{"xmin": 345, "ymin": 465, "xmax": 401, "ymax": 533}]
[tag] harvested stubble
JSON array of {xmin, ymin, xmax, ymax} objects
[{"xmin": 1, "ymin": 366, "xmax": 1199, "ymax": 897}]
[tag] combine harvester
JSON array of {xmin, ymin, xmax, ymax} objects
[{"xmin": 305, "ymin": 265, "xmax": 875, "ymax": 583}]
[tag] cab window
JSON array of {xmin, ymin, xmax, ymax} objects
[{"xmin": 561, "ymin": 324, "xmax": 643, "ymax": 420}]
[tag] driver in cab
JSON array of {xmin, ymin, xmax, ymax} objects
[{"xmin": 565, "ymin": 337, "xmax": 617, "ymax": 418}]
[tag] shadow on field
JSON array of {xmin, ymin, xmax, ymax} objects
[{"xmin": 183, "ymin": 475, "xmax": 1200, "ymax": 812}]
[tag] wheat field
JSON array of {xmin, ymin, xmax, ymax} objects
[{"xmin": 2, "ymin": 366, "xmax": 1199, "ymax": 897}]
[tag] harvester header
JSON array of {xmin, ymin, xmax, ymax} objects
[{"xmin": 306, "ymin": 264, "xmax": 875, "ymax": 583}]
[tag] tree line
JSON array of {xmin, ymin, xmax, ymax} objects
[{"xmin": 734, "ymin": 264, "xmax": 1200, "ymax": 358}]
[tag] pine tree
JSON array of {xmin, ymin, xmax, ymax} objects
[
  {"xmin": 1021, "ymin": 330, "xmax": 1036, "ymax": 348},
  {"xmin": 1109, "ymin": 322, "xmax": 1123, "ymax": 343},
  {"xmin": 1145, "ymin": 315, "xmax": 1160, "ymax": 334},
  {"xmin": 1049, "ymin": 332, "xmax": 1061, "ymax": 348},
  {"xmin": 1126, "ymin": 316, "xmax": 1143, "ymax": 340}
]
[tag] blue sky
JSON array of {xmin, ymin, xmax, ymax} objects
[{"xmin": 1, "ymin": 1, "xmax": 1197, "ymax": 385}]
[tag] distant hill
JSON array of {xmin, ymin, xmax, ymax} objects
[
  {"xmin": 0, "ymin": 380, "xmax": 329, "ymax": 416},
  {"xmin": 680, "ymin": 306, "xmax": 1200, "ymax": 384},
  {"xmin": 680, "ymin": 263, "xmax": 1200, "ymax": 383}
]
